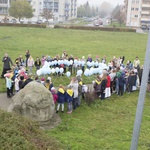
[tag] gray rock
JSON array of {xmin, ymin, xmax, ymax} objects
[{"xmin": 8, "ymin": 81, "xmax": 55, "ymax": 126}]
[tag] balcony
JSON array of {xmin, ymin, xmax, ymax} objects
[
  {"xmin": 141, "ymin": 11, "xmax": 150, "ymax": 15},
  {"xmin": 141, "ymin": 17, "xmax": 150, "ymax": 21},
  {"xmin": 43, "ymin": 0, "xmax": 53, "ymax": 2},
  {"xmin": 142, "ymin": 4, "xmax": 150, "ymax": 8},
  {"xmin": 0, "ymin": 4, "xmax": 8, "ymax": 7}
]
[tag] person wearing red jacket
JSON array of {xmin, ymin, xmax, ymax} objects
[{"xmin": 105, "ymin": 73, "xmax": 111, "ymax": 98}]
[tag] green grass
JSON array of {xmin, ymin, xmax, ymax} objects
[
  {"xmin": 0, "ymin": 27, "xmax": 148, "ymax": 92},
  {"xmin": 47, "ymin": 92, "xmax": 150, "ymax": 150},
  {"xmin": 0, "ymin": 110, "xmax": 62, "ymax": 150},
  {"xmin": 0, "ymin": 27, "xmax": 150, "ymax": 149},
  {"xmin": 109, "ymin": 22, "xmax": 126, "ymax": 28}
]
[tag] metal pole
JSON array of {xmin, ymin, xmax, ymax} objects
[{"xmin": 130, "ymin": 30, "xmax": 150, "ymax": 150}]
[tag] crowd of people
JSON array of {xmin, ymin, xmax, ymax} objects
[{"xmin": 1, "ymin": 50, "xmax": 150, "ymax": 114}]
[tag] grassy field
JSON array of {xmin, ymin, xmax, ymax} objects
[
  {"xmin": 47, "ymin": 92, "xmax": 150, "ymax": 150},
  {"xmin": 0, "ymin": 27, "xmax": 150, "ymax": 149},
  {"xmin": 0, "ymin": 27, "xmax": 148, "ymax": 92}
]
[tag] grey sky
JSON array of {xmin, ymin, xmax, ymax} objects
[{"xmin": 78, "ymin": 0, "xmax": 124, "ymax": 7}]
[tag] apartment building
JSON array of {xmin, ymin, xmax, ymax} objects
[
  {"xmin": 0, "ymin": 0, "xmax": 77, "ymax": 22},
  {"xmin": 0, "ymin": 0, "xmax": 10, "ymax": 19},
  {"xmin": 141, "ymin": 0, "xmax": 150, "ymax": 25},
  {"xmin": 125, "ymin": 0, "xmax": 150, "ymax": 27}
]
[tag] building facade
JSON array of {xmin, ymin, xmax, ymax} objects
[
  {"xmin": 125, "ymin": 0, "xmax": 150, "ymax": 27},
  {"xmin": 0, "ymin": 0, "xmax": 77, "ymax": 22},
  {"xmin": 0, "ymin": 0, "xmax": 10, "ymax": 19},
  {"xmin": 141, "ymin": 0, "xmax": 150, "ymax": 25}
]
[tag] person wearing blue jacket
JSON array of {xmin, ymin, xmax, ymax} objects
[
  {"xmin": 118, "ymin": 72, "xmax": 126, "ymax": 96},
  {"xmin": 66, "ymin": 85, "xmax": 74, "ymax": 114},
  {"xmin": 56, "ymin": 85, "xmax": 66, "ymax": 113}
]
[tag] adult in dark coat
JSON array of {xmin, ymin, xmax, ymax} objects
[
  {"xmin": 25, "ymin": 50, "xmax": 30, "ymax": 67},
  {"xmin": 1, "ymin": 53, "xmax": 13, "ymax": 78},
  {"xmin": 118, "ymin": 72, "xmax": 126, "ymax": 96},
  {"xmin": 138, "ymin": 66, "xmax": 143, "ymax": 86},
  {"xmin": 93, "ymin": 76, "xmax": 101, "ymax": 98},
  {"xmin": 34, "ymin": 57, "xmax": 41, "ymax": 70},
  {"xmin": 100, "ymin": 74, "xmax": 107, "ymax": 100},
  {"xmin": 128, "ymin": 71, "xmax": 136, "ymax": 93},
  {"xmin": 68, "ymin": 55, "xmax": 74, "ymax": 75},
  {"xmin": 21, "ymin": 75, "xmax": 33, "ymax": 89}
]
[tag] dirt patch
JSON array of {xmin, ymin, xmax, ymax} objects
[
  {"xmin": 0, "ymin": 36, "xmax": 11, "ymax": 40},
  {"xmin": 0, "ymin": 93, "xmax": 12, "ymax": 111}
]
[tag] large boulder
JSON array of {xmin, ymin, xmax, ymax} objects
[{"xmin": 8, "ymin": 81, "xmax": 55, "ymax": 126}]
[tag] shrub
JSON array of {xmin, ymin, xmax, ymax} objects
[
  {"xmin": 0, "ymin": 110, "xmax": 62, "ymax": 150},
  {"xmin": 54, "ymin": 25, "xmax": 136, "ymax": 32},
  {"xmin": 0, "ymin": 23, "xmax": 46, "ymax": 28}
]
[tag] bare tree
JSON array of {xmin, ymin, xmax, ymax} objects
[
  {"xmin": 41, "ymin": 8, "xmax": 53, "ymax": 22},
  {"xmin": 111, "ymin": 5, "xmax": 125, "ymax": 26}
]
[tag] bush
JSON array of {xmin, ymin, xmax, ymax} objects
[
  {"xmin": 0, "ymin": 110, "xmax": 62, "ymax": 150},
  {"xmin": 54, "ymin": 25, "xmax": 136, "ymax": 32},
  {"xmin": 0, "ymin": 23, "xmax": 46, "ymax": 28}
]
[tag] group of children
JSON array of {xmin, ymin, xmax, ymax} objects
[
  {"xmin": 4, "ymin": 64, "xmax": 87, "ymax": 114},
  {"xmin": 49, "ymin": 76, "xmax": 87, "ymax": 114}
]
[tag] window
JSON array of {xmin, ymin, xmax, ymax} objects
[
  {"xmin": 131, "ymin": 8, "xmax": 134, "ymax": 11},
  {"xmin": 0, "ymin": 0, "xmax": 7, "ymax": 4},
  {"xmin": 135, "ymin": 8, "xmax": 139, "ymax": 11},
  {"xmin": 132, "ymin": 0, "xmax": 135, "ymax": 3},
  {"xmin": 135, "ymin": 15, "xmax": 138, "ymax": 17},
  {"xmin": 54, "ymin": 9, "xmax": 58, "ymax": 12},
  {"xmin": 0, "ymin": 7, "xmax": 7, "ymax": 14}
]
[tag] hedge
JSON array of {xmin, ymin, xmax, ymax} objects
[
  {"xmin": 54, "ymin": 25, "xmax": 136, "ymax": 32},
  {"xmin": 0, "ymin": 23, "xmax": 46, "ymax": 28}
]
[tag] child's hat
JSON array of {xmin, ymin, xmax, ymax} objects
[
  {"xmin": 41, "ymin": 77, "xmax": 45, "ymax": 81},
  {"xmin": 47, "ymin": 77, "xmax": 51, "ymax": 81}
]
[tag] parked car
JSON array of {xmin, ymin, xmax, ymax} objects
[
  {"xmin": 20, "ymin": 20, "xmax": 25, "ymax": 24},
  {"xmin": 94, "ymin": 20, "xmax": 99, "ymax": 26},
  {"xmin": 11, "ymin": 19, "xmax": 17, "ymax": 23},
  {"xmin": 37, "ymin": 20, "xmax": 43, "ymax": 24},
  {"xmin": 94, "ymin": 20, "xmax": 103, "ymax": 26},
  {"xmin": 140, "ymin": 24, "xmax": 150, "ymax": 30},
  {"xmin": 84, "ymin": 18, "xmax": 93, "ymax": 22}
]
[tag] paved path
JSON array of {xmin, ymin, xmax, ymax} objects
[{"xmin": 0, "ymin": 93, "xmax": 12, "ymax": 111}]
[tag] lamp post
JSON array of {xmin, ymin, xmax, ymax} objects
[{"xmin": 130, "ymin": 28, "xmax": 150, "ymax": 150}]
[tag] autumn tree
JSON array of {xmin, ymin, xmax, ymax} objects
[{"xmin": 9, "ymin": 0, "xmax": 33, "ymax": 22}]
